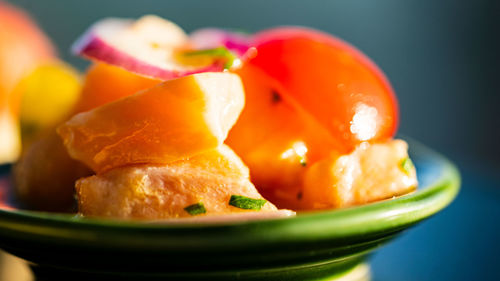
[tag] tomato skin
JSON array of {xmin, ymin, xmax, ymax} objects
[
  {"xmin": 227, "ymin": 64, "xmax": 339, "ymax": 209},
  {"xmin": 227, "ymin": 27, "xmax": 400, "ymax": 209},
  {"xmin": 249, "ymin": 27, "xmax": 399, "ymax": 152}
]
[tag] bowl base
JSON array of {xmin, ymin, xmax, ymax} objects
[{"xmin": 29, "ymin": 261, "xmax": 371, "ymax": 281}]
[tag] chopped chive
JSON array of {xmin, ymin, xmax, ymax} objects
[
  {"xmin": 299, "ymin": 158, "xmax": 307, "ymax": 167},
  {"xmin": 399, "ymin": 157, "xmax": 414, "ymax": 175},
  {"xmin": 229, "ymin": 195, "xmax": 267, "ymax": 210},
  {"xmin": 184, "ymin": 202, "xmax": 206, "ymax": 216},
  {"xmin": 181, "ymin": 47, "xmax": 238, "ymax": 69}
]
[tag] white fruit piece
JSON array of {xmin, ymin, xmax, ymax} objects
[{"xmin": 76, "ymin": 145, "xmax": 284, "ymax": 219}]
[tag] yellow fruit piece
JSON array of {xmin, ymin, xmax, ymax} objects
[
  {"xmin": 58, "ymin": 72, "xmax": 244, "ymax": 173},
  {"xmin": 302, "ymin": 139, "xmax": 418, "ymax": 209},
  {"xmin": 76, "ymin": 145, "xmax": 278, "ymax": 219},
  {"xmin": 15, "ymin": 61, "xmax": 81, "ymax": 141}
]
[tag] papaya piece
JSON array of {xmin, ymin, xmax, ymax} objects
[{"xmin": 59, "ymin": 72, "xmax": 245, "ymax": 173}]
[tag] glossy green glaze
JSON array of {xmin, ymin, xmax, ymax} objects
[{"xmin": 0, "ymin": 139, "xmax": 460, "ymax": 280}]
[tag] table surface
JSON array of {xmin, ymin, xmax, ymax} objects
[{"xmin": 1, "ymin": 170, "xmax": 498, "ymax": 281}]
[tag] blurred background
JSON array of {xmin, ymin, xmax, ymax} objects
[{"xmin": 1, "ymin": 0, "xmax": 499, "ymax": 280}]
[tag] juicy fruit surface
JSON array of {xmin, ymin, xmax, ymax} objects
[
  {"xmin": 73, "ymin": 63, "xmax": 160, "ymax": 113},
  {"xmin": 59, "ymin": 72, "xmax": 245, "ymax": 173},
  {"xmin": 302, "ymin": 139, "xmax": 417, "ymax": 209},
  {"xmin": 249, "ymin": 27, "xmax": 398, "ymax": 152},
  {"xmin": 226, "ymin": 65, "xmax": 338, "ymax": 209},
  {"xmin": 77, "ymin": 145, "xmax": 277, "ymax": 219},
  {"xmin": 227, "ymin": 27, "xmax": 402, "ymax": 209}
]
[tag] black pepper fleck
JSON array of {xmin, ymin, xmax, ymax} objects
[
  {"xmin": 271, "ymin": 89, "xmax": 282, "ymax": 103},
  {"xmin": 297, "ymin": 192, "xmax": 303, "ymax": 200}
]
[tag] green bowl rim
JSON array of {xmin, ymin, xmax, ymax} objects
[{"xmin": 0, "ymin": 138, "xmax": 460, "ymax": 248}]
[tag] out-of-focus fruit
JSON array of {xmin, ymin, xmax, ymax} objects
[
  {"xmin": 0, "ymin": 111, "xmax": 20, "ymax": 163},
  {"xmin": 73, "ymin": 63, "xmax": 160, "ymax": 113},
  {"xmin": 15, "ymin": 62, "xmax": 81, "ymax": 143},
  {"xmin": 72, "ymin": 15, "xmax": 248, "ymax": 80},
  {"xmin": 13, "ymin": 129, "xmax": 92, "ymax": 211},
  {"xmin": 302, "ymin": 140, "xmax": 417, "ymax": 209},
  {"xmin": 77, "ymin": 145, "xmax": 278, "ymax": 219},
  {"xmin": 58, "ymin": 72, "xmax": 245, "ymax": 173},
  {"xmin": 0, "ymin": 1, "xmax": 55, "ymax": 163}
]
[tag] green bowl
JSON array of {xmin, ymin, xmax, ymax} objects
[{"xmin": 0, "ymin": 138, "xmax": 460, "ymax": 280}]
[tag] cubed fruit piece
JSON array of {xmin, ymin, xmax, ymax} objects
[
  {"xmin": 76, "ymin": 145, "xmax": 278, "ymax": 219},
  {"xmin": 302, "ymin": 139, "xmax": 417, "ymax": 209},
  {"xmin": 58, "ymin": 72, "xmax": 245, "ymax": 173},
  {"xmin": 73, "ymin": 63, "xmax": 161, "ymax": 113},
  {"xmin": 14, "ymin": 63, "xmax": 157, "ymax": 211},
  {"xmin": 13, "ymin": 129, "xmax": 92, "ymax": 211}
]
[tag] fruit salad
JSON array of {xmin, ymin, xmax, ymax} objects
[{"xmin": 14, "ymin": 15, "xmax": 417, "ymax": 219}]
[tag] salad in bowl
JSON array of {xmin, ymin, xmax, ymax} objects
[{"xmin": 0, "ymin": 8, "xmax": 458, "ymax": 281}]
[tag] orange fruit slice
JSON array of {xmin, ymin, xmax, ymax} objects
[
  {"xmin": 58, "ymin": 72, "xmax": 245, "ymax": 173},
  {"xmin": 73, "ymin": 63, "xmax": 161, "ymax": 113}
]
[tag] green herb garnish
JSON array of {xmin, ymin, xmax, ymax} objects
[
  {"xmin": 184, "ymin": 202, "xmax": 207, "ymax": 216},
  {"xmin": 299, "ymin": 158, "xmax": 307, "ymax": 167},
  {"xmin": 399, "ymin": 157, "xmax": 414, "ymax": 175},
  {"xmin": 181, "ymin": 47, "xmax": 238, "ymax": 69},
  {"xmin": 229, "ymin": 195, "xmax": 267, "ymax": 210}
]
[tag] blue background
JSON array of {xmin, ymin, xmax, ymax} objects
[{"xmin": 5, "ymin": 0, "xmax": 500, "ymax": 280}]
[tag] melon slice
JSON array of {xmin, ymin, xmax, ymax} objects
[
  {"xmin": 76, "ymin": 145, "xmax": 281, "ymax": 219},
  {"xmin": 58, "ymin": 72, "xmax": 244, "ymax": 173}
]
